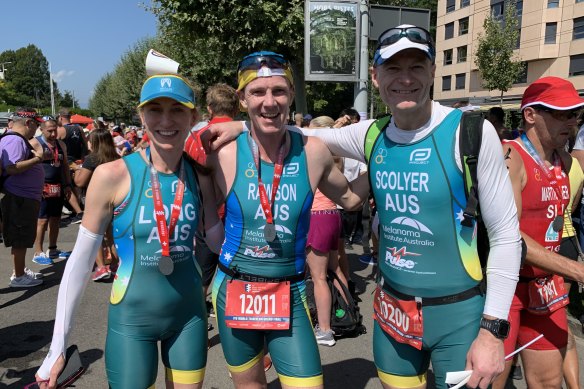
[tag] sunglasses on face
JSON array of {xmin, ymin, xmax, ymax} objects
[
  {"xmin": 534, "ymin": 106, "xmax": 582, "ymax": 121},
  {"xmin": 376, "ymin": 27, "xmax": 434, "ymax": 51},
  {"xmin": 237, "ymin": 53, "xmax": 290, "ymax": 74}
]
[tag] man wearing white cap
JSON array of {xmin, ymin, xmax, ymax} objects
[
  {"xmin": 491, "ymin": 76, "xmax": 584, "ymax": 388},
  {"xmin": 206, "ymin": 25, "xmax": 522, "ymax": 389}
]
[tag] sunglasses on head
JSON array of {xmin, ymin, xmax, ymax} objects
[
  {"xmin": 237, "ymin": 52, "xmax": 290, "ymax": 74},
  {"xmin": 534, "ymin": 105, "xmax": 582, "ymax": 121},
  {"xmin": 376, "ymin": 27, "xmax": 434, "ymax": 51}
]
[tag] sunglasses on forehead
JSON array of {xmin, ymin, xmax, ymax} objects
[
  {"xmin": 376, "ymin": 26, "xmax": 434, "ymax": 51},
  {"xmin": 237, "ymin": 52, "xmax": 290, "ymax": 73}
]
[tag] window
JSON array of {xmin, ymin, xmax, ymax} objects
[
  {"xmin": 444, "ymin": 49, "xmax": 453, "ymax": 65},
  {"xmin": 575, "ymin": 17, "xmax": 584, "ymax": 40},
  {"xmin": 446, "ymin": 0, "xmax": 456, "ymax": 13},
  {"xmin": 445, "ymin": 22, "xmax": 454, "ymax": 40},
  {"xmin": 514, "ymin": 62, "xmax": 528, "ymax": 84},
  {"xmin": 491, "ymin": 2, "xmax": 504, "ymax": 21},
  {"xmin": 457, "ymin": 46, "xmax": 468, "ymax": 63},
  {"xmin": 569, "ymin": 54, "xmax": 584, "ymax": 76},
  {"xmin": 455, "ymin": 73, "xmax": 466, "ymax": 90},
  {"xmin": 545, "ymin": 22, "xmax": 557, "ymax": 44},
  {"xmin": 461, "ymin": 0, "xmax": 470, "ymax": 7},
  {"xmin": 442, "ymin": 76, "xmax": 452, "ymax": 91},
  {"xmin": 547, "ymin": 0, "xmax": 559, "ymax": 8},
  {"xmin": 459, "ymin": 17, "xmax": 469, "ymax": 35}
]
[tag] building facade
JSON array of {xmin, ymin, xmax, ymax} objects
[{"xmin": 434, "ymin": 0, "xmax": 584, "ymax": 108}]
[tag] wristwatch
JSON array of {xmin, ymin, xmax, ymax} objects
[{"xmin": 480, "ymin": 317, "xmax": 510, "ymax": 339}]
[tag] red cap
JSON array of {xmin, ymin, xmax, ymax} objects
[{"xmin": 521, "ymin": 76, "xmax": 584, "ymax": 111}]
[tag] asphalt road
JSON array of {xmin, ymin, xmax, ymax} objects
[{"xmin": 1, "ymin": 221, "xmax": 583, "ymax": 388}]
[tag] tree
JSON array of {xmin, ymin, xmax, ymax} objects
[
  {"xmin": 60, "ymin": 90, "xmax": 79, "ymax": 109},
  {"xmin": 474, "ymin": 0, "xmax": 522, "ymax": 104}
]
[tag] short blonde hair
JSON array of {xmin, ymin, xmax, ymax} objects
[{"xmin": 309, "ymin": 116, "xmax": 335, "ymax": 128}]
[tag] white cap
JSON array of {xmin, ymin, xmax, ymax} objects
[{"xmin": 373, "ymin": 24, "xmax": 434, "ymax": 66}]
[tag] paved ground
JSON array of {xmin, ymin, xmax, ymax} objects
[{"xmin": 1, "ymin": 220, "xmax": 583, "ymax": 388}]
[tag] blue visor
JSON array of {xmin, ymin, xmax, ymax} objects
[{"xmin": 138, "ymin": 75, "xmax": 195, "ymax": 108}]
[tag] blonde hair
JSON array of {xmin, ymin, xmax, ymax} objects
[{"xmin": 309, "ymin": 116, "xmax": 335, "ymax": 129}]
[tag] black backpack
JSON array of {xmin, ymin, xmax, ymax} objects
[
  {"xmin": 0, "ymin": 132, "xmax": 34, "ymax": 192},
  {"xmin": 459, "ymin": 110, "xmax": 526, "ymax": 267},
  {"xmin": 306, "ymin": 270, "xmax": 366, "ymax": 338}
]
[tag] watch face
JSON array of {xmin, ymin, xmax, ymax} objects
[{"xmin": 497, "ymin": 320, "xmax": 510, "ymax": 338}]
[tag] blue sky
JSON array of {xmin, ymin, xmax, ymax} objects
[{"xmin": 1, "ymin": 0, "xmax": 158, "ymax": 108}]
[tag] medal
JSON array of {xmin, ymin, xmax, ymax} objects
[
  {"xmin": 158, "ymin": 255, "xmax": 174, "ymax": 275},
  {"xmin": 146, "ymin": 147, "xmax": 186, "ymax": 276},
  {"xmin": 552, "ymin": 215, "xmax": 564, "ymax": 232},
  {"xmin": 264, "ymin": 223, "xmax": 277, "ymax": 242}
]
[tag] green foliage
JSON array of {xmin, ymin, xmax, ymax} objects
[
  {"xmin": 474, "ymin": 0, "xmax": 523, "ymax": 102},
  {"xmin": 0, "ymin": 45, "xmax": 59, "ymax": 109},
  {"xmin": 89, "ymin": 38, "xmax": 157, "ymax": 120},
  {"xmin": 60, "ymin": 90, "xmax": 79, "ymax": 109}
]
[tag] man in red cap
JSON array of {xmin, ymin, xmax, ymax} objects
[{"xmin": 493, "ymin": 76, "xmax": 584, "ymax": 388}]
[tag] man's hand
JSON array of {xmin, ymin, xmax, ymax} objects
[
  {"xmin": 200, "ymin": 121, "xmax": 244, "ymax": 153},
  {"xmin": 35, "ymin": 353, "xmax": 65, "ymax": 389},
  {"xmin": 464, "ymin": 329, "xmax": 505, "ymax": 388}
]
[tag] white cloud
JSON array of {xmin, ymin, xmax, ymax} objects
[{"xmin": 52, "ymin": 70, "xmax": 75, "ymax": 82}]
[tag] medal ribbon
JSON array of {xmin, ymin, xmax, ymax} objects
[
  {"xmin": 146, "ymin": 147, "xmax": 185, "ymax": 257},
  {"xmin": 248, "ymin": 133, "xmax": 286, "ymax": 225},
  {"xmin": 521, "ymin": 133, "xmax": 565, "ymax": 218}
]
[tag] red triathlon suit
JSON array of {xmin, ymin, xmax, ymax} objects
[{"xmin": 504, "ymin": 140, "xmax": 570, "ymax": 353}]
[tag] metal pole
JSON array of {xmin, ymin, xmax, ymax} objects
[
  {"xmin": 353, "ymin": 0, "xmax": 369, "ymax": 121},
  {"xmin": 49, "ymin": 62, "xmax": 55, "ymax": 116}
]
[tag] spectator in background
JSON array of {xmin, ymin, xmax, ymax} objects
[
  {"xmin": 74, "ymin": 128, "xmax": 120, "ymax": 281},
  {"xmin": 303, "ymin": 114, "xmax": 313, "ymax": 127},
  {"xmin": 294, "ymin": 112, "xmax": 304, "ymax": 127},
  {"xmin": 306, "ymin": 115, "xmax": 350, "ymax": 347},
  {"xmin": 0, "ymin": 112, "xmax": 45, "ymax": 287},
  {"xmin": 30, "ymin": 119, "xmax": 74, "ymax": 266},
  {"xmin": 487, "ymin": 107, "xmax": 514, "ymax": 141},
  {"xmin": 56, "ymin": 109, "xmax": 85, "ymax": 222}
]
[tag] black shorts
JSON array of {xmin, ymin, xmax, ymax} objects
[
  {"xmin": 39, "ymin": 196, "xmax": 64, "ymax": 219},
  {"xmin": 559, "ymin": 235, "xmax": 580, "ymax": 286},
  {"xmin": 1, "ymin": 192, "xmax": 40, "ymax": 248}
]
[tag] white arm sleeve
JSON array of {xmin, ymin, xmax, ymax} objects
[
  {"xmin": 242, "ymin": 121, "xmax": 370, "ymax": 161},
  {"xmin": 204, "ymin": 220, "xmax": 224, "ymax": 255},
  {"xmin": 472, "ymin": 121, "xmax": 521, "ymax": 319},
  {"xmin": 37, "ymin": 226, "xmax": 103, "ymax": 379}
]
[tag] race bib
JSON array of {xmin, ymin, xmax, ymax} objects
[
  {"xmin": 527, "ymin": 275, "xmax": 569, "ymax": 315},
  {"xmin": 373, "ymin": 286, "xmax": 423, "ymax": 350},
  {"xmin": 225, "ymin": 280, "xmax": 291, "ymax": 330},
  {"xmin": 43, "ymin": 183, "xmax": 62, "ymax": 198}
]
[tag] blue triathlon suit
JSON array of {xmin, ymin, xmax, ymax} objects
[
  {"xmin": 212, "ymin": 131, "xmax": 323, "ymax": 387},
  {"xmin": 106, "ymin": 152, "xmax": 207, "ymax": 388},
  {"xmin": 369, "ymin": 110, "xmax": 485, "ymax": 389}
]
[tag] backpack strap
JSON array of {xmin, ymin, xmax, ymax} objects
[
  {"xmin": 459, "ymin": 110, "xmax": 484, "ymax": 227},
  {"xmin": 364, "ymin": 114, "xmax": 391, "ymax": 165}
]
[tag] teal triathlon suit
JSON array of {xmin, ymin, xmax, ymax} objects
[
  {"xmin": 369, "ymin": 110, "xmax": 485, "ymax": 388},
  {"xmin": 212, "ymin": 131, "xmax": 323, "ymax": 387},
  {"xmin": 106, "ymin": 152, "xmax": 207, "ymax": 388}
]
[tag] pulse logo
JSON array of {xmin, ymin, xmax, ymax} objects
[
  {"xmin": 283, "ymin": 163, "xmax": 299, "ymax": 176},
  {"xmin": 245, "ymin": 284, "xmax": 252, "ymax": 292},
  {"xmin": 409, "ymin": 149, "xmax": 431, "ymax": 164},
  {"xmin": 385, "ymin": 247, "xmax": 421, "ymax": 269}
]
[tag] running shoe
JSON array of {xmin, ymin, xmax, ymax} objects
[
  {"xmin": 358, "ymin": 253, "xmax": 377, "ymax": 266},
  {"xmin": 315, "ymin": 325, "xmax": 336, "ymax": 347},
  {"xmin": 32, "ymin": 252, "xmax": 53, "ymax": 266},
  {"xmin": 62, "ymin": 206, "xmax": 72, "ymax": 215},
  {"xmin": 263, "ymin": 354, "xmax": 273, "ymax": 372},
  {"xmin": 47, "ymin": 248, "xmax": 71, "ymax": 260},
  {"xmin": 9, "ymin": 274, "xmax": 43, "ymax": 288},
  {"xmin": 206, "ymin": 300, "xmax": 216, "ymax": 318},
  {"xmin": 108, "ymin": 261, "xmax": 119, "ymax": 274},
  {"xmin": 70, "ymin": 213, "xmax": 84, "ymax": 224},
  {"xmin": 92, "ymin": 266, "xmax": 111, "ymax": 282},
  {"xmin": 10, "ymin": 267, "xmax": 43, "ymax": 281}
]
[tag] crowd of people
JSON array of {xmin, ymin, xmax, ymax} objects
[{"xmin": 3, "ymin": 22, "xmax": 581, "ymax": 389}]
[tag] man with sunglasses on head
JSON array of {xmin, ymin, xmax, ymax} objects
[
  {"xmin": 490, "ymin": 77, "xmax": 584, "ymax": 389},
  {"xmin": 205, "ymin": 51, "xmax": 369, "ymax": 389},
  {"xmin": 205, "ymin": 26, "xmax": 522, "ymax": 389}
]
